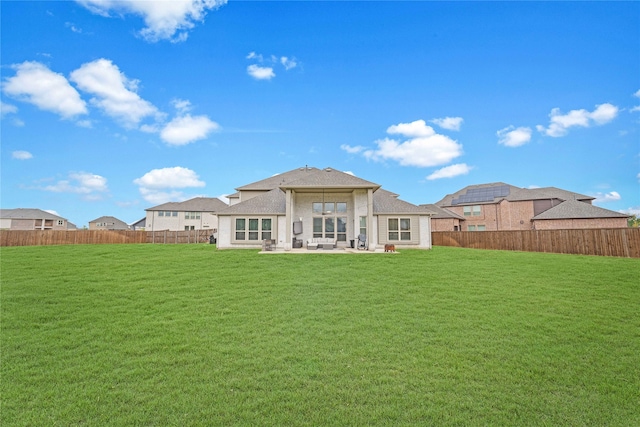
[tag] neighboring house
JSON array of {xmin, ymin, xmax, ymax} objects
[
  {"xmin": 216, "ymin": 166, "xmax": 434, "ymax": 250},
  {"xmin": 130, "ymin": 217, "xmax": 146, "ymax": 231},
  {"xmin": 0, "ymin": 208, "xmax": 75, "ymax": 230},
  {"xmin": 145, "ymin": 197, "xmax": 229, "ymax": 238},
  {"xmin": 420, "ymin": 204, "xmax": 466, "ymax": 231},
  {"xmin": 432, "ymin": 182, "xmax": 629, "ymax": 231},
  {"xmin": 88, "ymin": 216, "xmax": 130, "ymax": 230}
]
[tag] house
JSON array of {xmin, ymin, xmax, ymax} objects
[
  {"xmin": 431, "ymin": 182, "xmax": 629, "ymax": 231},
  {"xmin": 216, "ymin": 166, "xmax": 434, "ymax": 250},
  {"xmin": 88, "ymin": 216, "xmax": 130, "ymax": 230},
  {"xmin": 144, "ymin": 197, "xmax": 228, "ymax": 238},
  {"xmin": 0, "ymin": 208, "xmax": 75, "ymax": 230},
  {"xmin": 130, "ymin": 217, "xmax": 146, "ymax": 231}
]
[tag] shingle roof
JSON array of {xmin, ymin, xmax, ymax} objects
[
  {"xmin": 236, "ymin": 166, "xmax": 322, "ymax": 191},
  {"xmin": 420, "ymin": 204, "xmax": 465, "ymax": 219},
  {"xmin": 532, "ymin": 200, "xmax": 629, "ymax": 220},
  {"xmin": 280, "ymin": 167, "xmax": 381, "ymax": 191},
  {"xmin": 147, "ymin": 197, "xmax": 228, "ymax": 212},
  {"xmin": 508, "ymin": 187, "xmax": 593, "ymax": 202},
  {"xmin": 89, "ymin": 216, "xmax": 129, "ymax": 228},
  {"xmin": 217, "ymin": 189, "xmax": 285, "ymax": 215},
  {"xmin": 435, "ymin": 182, "xmax": 520, "ymax": 206},
  {"xmin": 0, "ymin": 208, "xmax": 67, "ymax": 220},
  {"xmin": 373, "ymin": 189, "xmax": 432, "ymax": 214}
]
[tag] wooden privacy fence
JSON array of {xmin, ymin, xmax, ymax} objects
[
  {"xmin": 0, "ymin": 229, "xmax": 213, "ymax": 247},
  {"xmin": 432, "ymin": 228, "xmax": 640, "ymax": 258}
]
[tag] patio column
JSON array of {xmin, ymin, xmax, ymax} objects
[
  {"xmin": 285, "ymin": 188, "xmax": 292, "ymax": 246},
  {"xmin": 367, "ymin": 188, "xmax": 374, "ymax": 251}
]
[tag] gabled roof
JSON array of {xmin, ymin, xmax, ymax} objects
[
  {"xmin": 508, "ymin": 187, "xmax": 594, "ymax": 202},
  {"xmin": 373, "ymin": 189, "xmax": 431, "ymax": 214},
  {"xmin": 89, "ymin": 215, "xmax": 129, "ymax": 226},
  {"xmin": 217, "ymin": 188, "xmax": 285, "ymax": 215},
  {"xmin": 420, "ymin": 204, "xmax": 465, "ymax": 220},
  {"xmin": 532, "ymin": 200, "xmax": 629, "ymax": 220},
  {"xmin": 146, "ymin": 197, "xmax": 228, "ymax": 212},
  {"xmin": 436, "ymin": 182, "xmax": 521, "ymax": 206},
  {"xmin": 436, "ymin": 182, "xmax": 596, "ymax": 207},
  {"xmin": 280, "ymin": 167, "xmax": 381, "ymax": 192},
  {"xmin": 0, "ymin": 208, "xmax": 67, "ymax": 220},
  {"xmin": 236, "ymin": 166, "xmax": 322, "ymax": 191}
]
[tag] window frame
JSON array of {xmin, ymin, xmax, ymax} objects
[{"xmin": 388, "ymin": 217, "xmax": 411, "ymax": 241}]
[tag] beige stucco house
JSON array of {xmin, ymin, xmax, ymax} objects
[
  {"xmin": 145, "ymin": 197, "xmax": 228, "ymax": 239},
  {"xmin": 0, "ymin": 208, "xmax": 75, "ymax": 230},
  {"xmin": 216, "ymin": 166, "xmax": 433, "ymax": 250},
  {"xmin": 431, "ymin": 183, "xmax": 629, "ymax": 231},
  {"xmin": 88, "ymin": 216, "xmax": 130, "ymax": 230}
]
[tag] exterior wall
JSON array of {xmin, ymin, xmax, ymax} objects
[
  {"xmin": 7, "ymin": 218, "xmax": 68, "ymax": 230},
  {"xmin": 446, "ymin": 204, "xmax": 499, "ymax": 231},
  {"xmin": 419, "ymin": 216, "xmax": 432, "ymax": 249},
  {"xmin": 533, "ymin": 218, "xmax": 628, "ymax": 230},
  {"xmin": 377, "ymin": 214, "xmax": 421, "ymax": 246},
  {"xmin": 500, "ymin": 200, "xmax": 535, "ymax": 230},
  {"xmin": 145, "ymin": 211, "xmax": 219, "ymax": 235},
  {"xmin": 289, "ymin": 190, "xmax": 367, "ymax": 248},
  {"xmin": 89, "ymin": 221, "xmax": 129, "ymax": 230},
  {"xmin": 239, "ymin": 190, "xmax": 267, "ymax": 202},
  {"xmin": 0, "ymin": 219, "xmax": 11, "ymax": 229},
  {"xmin": 431, "ymin": 218, "xmax": 461, "ymax": 231},
  {"xmin": 217, "ymin": 216, "xmax": 232, "ymax": 249}
]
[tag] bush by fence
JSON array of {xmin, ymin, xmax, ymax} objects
[
  {"xmin": 432, "ymin": 228, "xmax": 640, "ymax": 258},
  {"xmin": 0, "ymin": 229, "xmax": 212, "ymax": 247}
]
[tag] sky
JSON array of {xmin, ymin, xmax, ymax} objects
[{"xmin": 1, "ymin": 0, "xmax": 639, "ymax": 228}]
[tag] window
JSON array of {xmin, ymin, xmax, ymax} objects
[
  {"xmin": 312, "ymin": 201, "xmax": 348, "ymax": 240},
  {"xmin": 359, "ymin": 216, "xmax": 367, "ymax": 237},
  {"xmin": 57, "ymin": 220, "xmax": 64, "ymax": 226},
  {"xmin": 185, "ymin": 212, "xmax": 200, "ymax": 220},
  {"xmin": 185, "ymin": 226, "xmax": 195, "ymax": 230},
  {"xmin": 312, "ymin": 202, "xmax": 323, "ymax": 214},
  {"xmin": 388, "ymin": 218, "xmax": 411, "ymax": 241},
  {"xmin": 337, "ymin": 202, "xmax": 347, "ymax": 213},
  {"xmin": 235, "ymin": 218, "xmax": 272, "ymax": 241},
  {"xmin": 463, "ymin": 205, "xmax": 482, "ymax": 216},
  {"xmin": 337, "ymin": 217, "xmax": 347, "ymax": 242},
  {"xmin": 172, "ymin": 211, "xmax": 178, "ymax": 217},
  {"xmin": 158, "ymin": 211, "xmax": 164, "ymax": 217},
  {"xmin": 468, "ymin": 225, "xmax": 486, "ymax": 231}
]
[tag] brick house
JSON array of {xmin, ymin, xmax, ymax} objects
[{"xmin": 430, "ymin": 183, "xmax": 629, "ymax": 231}]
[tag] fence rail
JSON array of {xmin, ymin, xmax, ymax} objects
[
  {"xmin": 432, "ymin": 228, "xmax": 640, "ymax": 258},
  {"xmin": 0, "ymin": 230, "xmax": 212, "ymax": 247}
]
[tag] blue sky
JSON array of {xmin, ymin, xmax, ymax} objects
[{"xmin": 1, "ymin": 0, "xmax": 639, "ymax": 227}]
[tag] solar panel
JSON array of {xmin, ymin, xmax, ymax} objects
[{"xmin": 451, "ymin": 185, "xmax": 510, "ymax": 205}]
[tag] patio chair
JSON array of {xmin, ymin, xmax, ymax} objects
[{"xmin": 357, "ymin": 234, "xmax": 367, "ymax": 250}]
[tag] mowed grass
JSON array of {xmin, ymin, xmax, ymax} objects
[{"xmin": 1, "ymin": 245, "xmax": 639, "ymax": 426}]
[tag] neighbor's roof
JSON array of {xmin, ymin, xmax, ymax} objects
[
  {"xmin": 89, "ymin": 215, "xmax": 129, "ymax": 225},
  {"xmin": 436, "ymin": 182, "xmax": 595, "ymax": 206},
  {"xmin": 0, "ymin": 208, "xmax": 67, "ymax": 220},
  {"xmin": 532, "ymin": 200, "xmax": 629, "ymax": 220},
  {"xmin": 146, "ymin": 197, "xmax": 228, "ymax": 212},
  {"xmin": 508, "ymin": 187, "xmax": 594, "ymax": 202}
]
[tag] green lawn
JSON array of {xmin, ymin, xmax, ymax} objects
[{"xmin": 1, "ymin": 245, "xmax": 639, "ymax": 426}]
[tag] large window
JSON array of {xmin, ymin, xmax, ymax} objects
[
  {"xmin": 388, "ymin": 218, "xmax": 411, "ymax": 241},
  {"xmin": 235, "ymin": 218, "xmax": 272, "ymax": 241},
  {"xmin": 185, "ymin": 212, "xmax": 200, "ymax": 220},
  {"xmin": 463, "ymin": 205, "xmax": 481, "ymax": 216},
  {"xmin": 312, "ymin": 201, "xmax": 348, "ymax": 241}
]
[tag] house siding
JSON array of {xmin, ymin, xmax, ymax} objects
[{"xmin": 145, "ymin": 211, "xmax": 219, "ymax": 233}]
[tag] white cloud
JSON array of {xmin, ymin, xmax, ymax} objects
[
  {"xmin": 171, "ymin": 98, "xmax": 192, "ymax": 114},
  {"xmin": 619, "ymin": 206, "xmax": 640, "ymax": 216},
  {"xmin": 592, "ymin": 191, "xmax": 621, "ymax": 204},
  {"xmin": 160, "ymin": 114, "xmax": 219, "ymax": 145},
  {"xmin": 134, "ymin": 166, "xmax": 205, "ymax": 203},
  {"xmin": 426, "ymin": 163, "xmax": 472, "ymax": 180},
  {"xmin": 536, "ymin": 103, "xmax": 619, "ymax": 137},
  {"xmin": 247, "ymin": 64, "xmax": 275, "ymax": 80},
  {"xmin": 497, "ymin": 126, "xmax": 532, "ymax": 147},
  {"xmin": 280, "ymin": 56, "xmax": 298, "ymax": 70},
  {"xmin": 340, "ymin": 144, "xmax": 366, "ymax": 154},
  {"xmin": 2, "ymin": 61, "xmax": 87, "ymax": 119},
  {"xmin": 430, "ymin": 117, "xmax": 463, "ymax": 131},
  {"xmin": 1, "ymin": 101, "xmax": 18, "ymax": 116},
  {"xmin": 76, "ymin": 0, "xmax": 227, "ymax": 43},
  {"xmin": 387, "ymin": 119, "xmax": 434, "ymax": 138},
  {"xmin": 362, "ymin": 120, "xmax": 463, "ymax": 167},
  {"xmin": 42, "ymin": 172, "xmax": 108, "ymax": 200},
  {"xmin": 634, "ymin": 89, "xmax": 640, "ymax": 98},
  {"xmin": 70, "ymin": 58, "xmax": 158, "ymax": 128},
  {"xmin": 12, "ymin": 150, "xmax": 33, "ymax": 160}
]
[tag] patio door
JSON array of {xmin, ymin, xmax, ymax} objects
[{"xmin": 313, "ymin": 216, "xmax": 347, "ymax": 242}]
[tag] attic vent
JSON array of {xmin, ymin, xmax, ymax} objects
[{"xmin": 325, "ymin": 167, "xmax": 333, "ymax": 172}]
